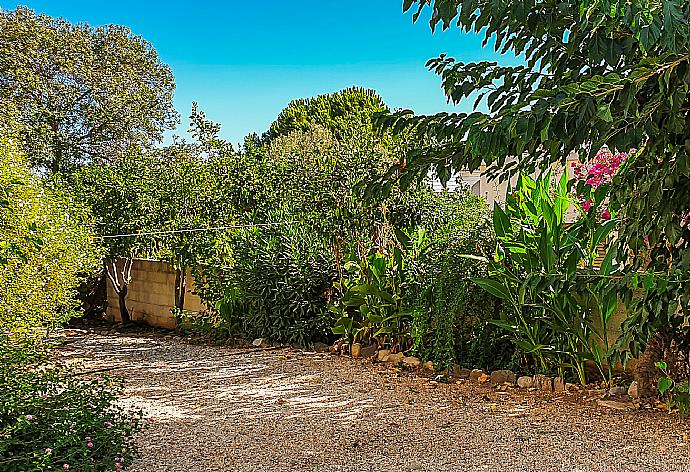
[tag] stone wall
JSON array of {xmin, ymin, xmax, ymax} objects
[{"xmin": 105, "ymin": 259, "xmax": 206, "ymax": 329}]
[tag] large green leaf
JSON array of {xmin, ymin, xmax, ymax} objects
[
  {"xmin": 471, "ymin": 277, "xmax": 513, "ymax": 300},
  {"xmin": 493, "ymin": 204, "xmax": 511, "ymax": 239}
]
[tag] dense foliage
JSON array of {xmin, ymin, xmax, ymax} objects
[
  {"xmin": 473, "ymin": 171, "xmax": 622, "ymax": 383},
  {"xmin": 0, "ymin": 6, "xmax": 177, "ymax": 173},
  {"xmin": 0, "ymin": 140, "xmax": 145, "ymax": 472},
  {"xmin": 267, "ymin": 87, "xmax": 388, "ymax": 140},
  {"xmin": 192, "ymin": 93, "xmax": 407, "ymax": 344},
  {"xmin": 405, "ymin": 191, "xmax": 502, "ymax": 370},
  {"xmin": 0, "ymin": 139, "xmax": 98, "ymax": 333},
  {"xmin": 176, "ymin": 89, "xmax": 499, "ymax": 361},
  {"xmin": 375, "ymin": 0, "xmax": 690, "ymax": 359}
]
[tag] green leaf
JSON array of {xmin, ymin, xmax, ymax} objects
[
  {"xmin": 471, "ymin": 277, "xmax": 513, "ymax": 300},
  {"xmin": 596, "ymin": 103, "xmax": 613, "ymax": 122},
  {"xmin": 658, "ymin": 377, "xmax": 673, "ymax": 396},
  {"xmin": 493, "ymin": 204, "xmax": 511, "ymax": 239}
]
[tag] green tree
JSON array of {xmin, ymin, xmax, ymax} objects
[
  {"xmin": 376, "ymin": 0, "xmax": 690, "ymax": 370},
  {"xmin": 0, "ymin": 6, "xmax": 178, "ymax": 173},
  {"xmin": 153, "ymin": 142, "xmax": 220, "ymax": 314},
  {"xmin": 267, "ymin": 87, "xmax": 388, "ymax": 140},
  {"xmin": 73, "ymin": 151, "xmax": 161, "ymax": 323},
  {"xmin": 0, "ymin": 138, "xmax": 98, "ymax": 333}
]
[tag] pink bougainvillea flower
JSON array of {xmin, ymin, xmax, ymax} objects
[{"xmin": 581, "ymin": 200, "xmax": 593, "ymax": 212}]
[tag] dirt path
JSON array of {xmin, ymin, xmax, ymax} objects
[{"xmin": 64, "ymin": 333, "xmax": 690, "ymax": 472}]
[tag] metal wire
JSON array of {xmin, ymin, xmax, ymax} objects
[{"xmin": 97, "ymin": 221, "xmax": 298, "ymax": 239}]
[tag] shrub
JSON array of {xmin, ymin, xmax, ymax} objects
[
  {"xmin": 472, "ymin": 172, "xmax": 622, "ymax": 384},
  {"xmin": 406, "ymin": 190, "xmax": 502, "ymax": 369},
  {"xmin": 331, "ymin": 224, "xmax": 411, "ymax": 352},
  {"xmin": 0, "ymin": 334, "xmax": 147, "ymax": 472},
  {"xmin": 209, "ymin": 221, "xmax": 337, "ymax": 345},
  {"xmin": 0, "ymin": 139, "xmax": 99, "ymax": 333}
]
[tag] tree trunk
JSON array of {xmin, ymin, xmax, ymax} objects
[
  {"xmin": 118, "ymin": 287, "xmax": 131, "ymax": 324},
  {"xmin": 105, "ymin": 258, "xmax": 134, "ymax": 325},
  {"xmin": 174, "ymin": 267, "xmax": 186, "ymax": 312},
  {"xmin": 635, "ymin": 330, "xmax": 669, "ymax": 398}
]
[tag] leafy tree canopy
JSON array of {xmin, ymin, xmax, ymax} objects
[
  {"xmin": 0, "ymin": 6, "xmax": 178, "ymax": 173},
  {"xmin": 267, "ymin": 86, "xmax": 388, "ymax": 140}
]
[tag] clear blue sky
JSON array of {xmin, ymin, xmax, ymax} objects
[{"xmin": 3, "ymin": 0, "xmax": 519, "ymax": 145}]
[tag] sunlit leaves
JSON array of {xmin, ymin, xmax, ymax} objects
[{"xmin": 0, "ymin": 7, "xmax": 178, "ymax": 173}]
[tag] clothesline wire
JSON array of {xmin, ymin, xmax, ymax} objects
[{"xmin": 97, "ymin": 221, "xmax": 299, "ymax": 239}]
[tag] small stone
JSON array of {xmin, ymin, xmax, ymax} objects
[
  {"xmin": 360, "ymin": 345, "xmax": 377, "ymax": 358},
  {"xmin": 403, "ymin": 356, "xmax": 421, "ymax": 368},
  {"xmin": 609, "ymin": 386, "xmax": 628, "ymax": 396},
  {"xmin": 490, "ymin": 369, "xmax": 516, "ymax": 386},
  {"xmin": 449, "ymin": 365, "xmax": 471, "ymax": 379},
  {"xmin": 351, "ymin": 343, "xmax": 362, "ymax": 358},
  {"xmin": 597, "ymin": 399, "xmax": 635, "ymax": 411},
  {"xmin": 469, "ymin": 369, "xmax": 486, "ymax": 382},
  {"xmin": 554, "ymin": 377, "xmax": 566, "ymax": 393},
  {"xmin": 478, "ymin": 373, "xmax": 491, "ymax": 384},
  {"xmin": 252, "ymin": 338, "xmax": 269, "ymax": 347},
  {"xmin": 377, "ymin": 349, "xmax": 391, "ymax": 362},
  {"xmin": 386, "ymin": 352, "xmax": 404, "ymax": 364},
  {"xmin": 517, "ymin": 376, "xmax": 533, "ymax": 388},
  {"xmin": 628, "ymin": 381, "xmax": 639, "ymax": 398},
  {"xmin": 423, "ymin": 361, "xmax": 434, "ymax": 372},
  {"xmin": 534, "ymin": 374, "xmax": 553, "ymax": 392},
  {"xmin": 313, "ymin": 342, "xmax": 329, "ymax": 353}
]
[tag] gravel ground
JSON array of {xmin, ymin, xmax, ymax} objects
[{"xmin": 63, "ymin": 333, "xmax": 690, "ymax": 472}]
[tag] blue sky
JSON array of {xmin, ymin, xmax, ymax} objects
[{"xmin": 3, "ymin": 0, "xmax": 518, "ymax": 145}]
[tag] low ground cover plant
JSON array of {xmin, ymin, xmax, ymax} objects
[{"xmin": 0, "ymin": 334, "xmax": 147, "ymax": 472}]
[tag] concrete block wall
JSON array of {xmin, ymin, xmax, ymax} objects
[{"xmin": 105, "ymin": 259, "xmax": 206, "ymax": 329}]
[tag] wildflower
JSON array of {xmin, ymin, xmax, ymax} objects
[
  {"xmin": 25, "ymin": 415, "xmax": 33, "ymax": 421},
  {"xmin": 115, "ymin": 464, "xmax": 123, "ymax": 470},
  {"xmin": 87, "ymin": 442, "xmax": 94, "ymax": 448},
  {"xmin": 68, "ymin": 421, "xmax": 75, "ymax": 428},
  {"xmin": 581, "ymin": 200, "xmax": 593, "ymax": 212},
  {"xmin": 63, "ymin": 465, "xmax": 70, "ymax": 470},
  {"xmin": 601, "ymin": 209, "xmax": 611, "ymax": 220},
  {"xmin": 44, "ymin": 448, "xmax": 52, "ymax": 454},
  {"xmin": 85, "ymin": 436, "xmax": 92, "ymax": 441},
  {"xmin": 104, "ymin": 421, "xmax": 113, "ymax": 428}
]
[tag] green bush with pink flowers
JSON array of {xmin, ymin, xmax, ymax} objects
[{"xmin": 0, "ymin": 333, "xmax": 148, "ymax": 471}]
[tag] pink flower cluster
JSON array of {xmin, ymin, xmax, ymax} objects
[
  {"xmin": 572, "ymin": 146, "xmax": 636, "ymax": 219},
  {"xmin": 572, "ymin": 146, "xmax": 631, "ymax": 189}
]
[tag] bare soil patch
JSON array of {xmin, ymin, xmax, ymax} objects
[{"xmin": 63, "ymin": 333, "xmax": 690, "ymax": 472}]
